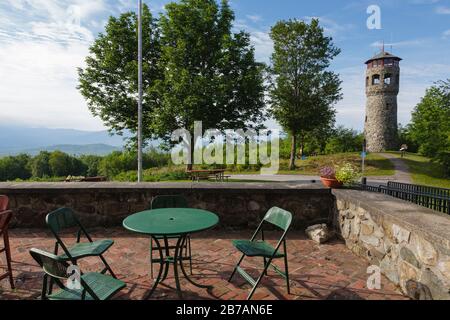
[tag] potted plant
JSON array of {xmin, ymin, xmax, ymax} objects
[
  {"xmin": 335, "ymin": 163, "xmax": 361, "ymax": 186},
  {"xmin": 319, "ymin": 166, "xmax": 343, "ymax": 188}
]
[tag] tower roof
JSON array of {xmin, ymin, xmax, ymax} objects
[{"xmin": 365, "ymin": 51, "xmax": 402, "ymax": 64}]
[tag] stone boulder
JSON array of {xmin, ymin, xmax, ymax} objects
[{"xmin": 306, "ymin": 224, "xmax": 334, "ymax": 244}]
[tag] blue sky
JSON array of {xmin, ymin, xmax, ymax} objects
[{"xmin": 0, "ymin": 0, "xmax": 449, "ymax": 132}]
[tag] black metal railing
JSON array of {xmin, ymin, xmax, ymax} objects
[{"xmin": 354, "ymin": 181, "xmax": 450, "ymax": 214}]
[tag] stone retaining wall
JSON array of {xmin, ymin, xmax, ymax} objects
[
  {"xmin": 333, "ymin": 189, "xmax": 450, "ymax": 300},
  {"xmin": 0, "ymin": 182, "xmax": 333, "ymax": 230}
]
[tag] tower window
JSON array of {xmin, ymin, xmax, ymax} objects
[
  {"xmin": 386, "ymin": 103, "xmax": 391, "ymax": 110},
  {"xmin": 372, "ymin": 74, "xmax": 380, "ymax": 85},
  {"xmin": 384, "ymin": 73, "xmax": 392, "ymax": 85},
  {"xmin": 366, "ymin": 77, "xmax": 369, "ymax": 87}
]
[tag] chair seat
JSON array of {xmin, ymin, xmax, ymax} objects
[
  {"xmin": 58, "ymin": 240, "xmax": 114, "ymax": 260},
  {"xmin": 232, "ymin": 240, "xmax": 284, "ymax": 258},
  {"xmin": 48, "ymin": 272, "xmax": 125, "ymax": 300}
]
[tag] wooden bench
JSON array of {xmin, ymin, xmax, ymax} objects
[{"xmin": 187, "ymin": 170, "xmax": 228, "ymax": 182}]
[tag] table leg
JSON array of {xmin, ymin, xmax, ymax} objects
[
  {"xmin": 178, "ymin": 236, "xmax": 211, "ymax": 289},
  {"xmin": 173, "ymin": 236, "xmax": 185, "ymax": 299},
  {"xmin": 144, "ymin": 236, "xmax": 165, "ymax": 300},
  {"xmin": 161, "ymin": 237, "xmax": 171, "ymax": 282},
  {"xmin": 145, "ymin": 234, "xmax": 211, "ymax": 299}
]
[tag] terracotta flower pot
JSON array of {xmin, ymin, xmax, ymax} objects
[{"xmin": 320, "ymin": 177, "xmax": 343, "ymax": 188}]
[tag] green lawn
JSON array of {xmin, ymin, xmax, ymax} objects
[
  {"xmin": 227, "ymin": 152, "xmax": 395, "ymax": 177},
  {"xmin": 387, "ymin": 152, "xmax": 450, "ymax": 189}
]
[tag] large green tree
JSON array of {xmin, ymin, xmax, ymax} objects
[
  {"xmin": 152, "ymin": 0, "xmax": 266, "ymax": 169},
  {"xmin": 78, "ymin": 4, "xmax": 161, "ymax": 146},
  {"xmin": 269, "ymin": 19, "xmax": 342, "ymax": 170},
  {"xmin": 408, "ymin": 79, "xmax": 450, "ymax": 175},
  {"xmin": 409, "ymin": 80, "xmax": 450, "ymax": 157}
]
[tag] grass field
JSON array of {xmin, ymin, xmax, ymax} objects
[
  {"xmin": 386, "ymin": 152, "xmax": 450, "ymax": 189},
  {"xmin": 228, "ymin": 152, "xmax": 395, "ymax": 177}
]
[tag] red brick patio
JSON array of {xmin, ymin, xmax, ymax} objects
[{"xmin": 0, "ymin": 228, "xmax": 407, "ymax": 300}]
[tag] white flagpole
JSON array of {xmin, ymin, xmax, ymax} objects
[{"xmin": 137, "ymin": 0, "xmax": 143, "ymax": 182}]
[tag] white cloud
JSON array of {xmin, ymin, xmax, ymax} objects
[
  {"xmin": 436, "ymin": 6, "xmax": 450, "ymax": 14},
  {"xmin": 0, "ymin": 0, "xmax": 112, "ymax": 130},
  {"xmin": 0, "ymin": 40, "xmax": 103, "ymax": 130},
  {"xmin": 249, "ymin": 30, "xmax": 273, "ymax": 63},
  {"xmin": 246, "ymin": 15, "xmax": 263, "ymax": 23},
  {"xmin": 443, "ymin": 29, "xmax": 450, "ymax": 38},
  {"xmin": 303, "ymin": 16, "xmax": 354, "ymax": 38},
  {"xmin": 411, "ymin": 0, "xmax": 440, "ymax": 4},
  {"xmin": 370, "ymin": 40, "xmax": 425, "ymax": 48}
]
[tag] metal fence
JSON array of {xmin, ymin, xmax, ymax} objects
[{"xmin": 354, "ymin": 181, "xmax": 450, "ymax": 214}]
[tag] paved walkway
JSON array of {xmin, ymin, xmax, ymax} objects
[
  {"xmin": 0, "ymin": 228, "xmax": 407, "ymax": 300},
  {"xmin": 231, "ymin": 174, "xmax": 319, "ymax": 183},
  {"xmin": 231, "ymin": 153, "xmax": 413, "ymax": 186},
  {"xmin": 377, "ymin": 153, "xmax": 412, "ymax": 183}
]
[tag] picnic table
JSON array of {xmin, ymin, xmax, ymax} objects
[
  {"xmin": 122, "ymin": 208, "xmax": 219, "ymax": 299},
  {"xmin": 187, "ymin": 169, "xmax": 229, "ymax": 182}
]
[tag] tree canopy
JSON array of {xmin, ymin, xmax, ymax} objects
[
  {"xmin": 408, "ymin": 79, "xmax": 450, "ymax": 174},
  {"xmin": 151, "ymin": 0, "xmax": 266, "ymax": 140},
  {"xmin": 78, "ymin": 4, "xmax": 161, "ymax": 146}
]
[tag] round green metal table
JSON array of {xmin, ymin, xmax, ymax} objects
[{"xmin": 123, "ymin": 208, "xmax": 219, "ymax": 299}]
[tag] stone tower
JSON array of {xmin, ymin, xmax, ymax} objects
[{"xmin": 364, "ymin": 51, "xmax": 402, "ymax": 152}]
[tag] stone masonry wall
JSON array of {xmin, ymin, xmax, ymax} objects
[
  {"xmin": 333, "ymin": 189, "xmax": 450, "ymax": 300},
  {"xmin": 0, "ymin": 182, "xmax": 333, "ymax": 230},
  {"xmin": 365, "ymin": 65, "xmax": 399, "ymax": 152}
]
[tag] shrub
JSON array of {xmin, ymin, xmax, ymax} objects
[
  {"xmin": 335, "ymin": 163, "xmax": 360, "ymax": 185},
  {"xmin": 0, "ymin": 154, "xmax": 32, "ymax": 181},
  {"xmin": 435, "ymin": 151, "xmax": 450, "ymax": 177},
  {"xmin": 325, "ymin": 126, "xmax": 364, "ymax": 154}
]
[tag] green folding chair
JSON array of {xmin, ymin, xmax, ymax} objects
[
  {"xmin": 149, "ymin": 195, "xmax": 193, "ymax": 277},
  {"xmin": 228, "ymin": 207, "xmax": 292, "ymax": 300},
  {"xmin": 46, "ymin": 208, "xmax": 116, "ymax": 278},
  {"xmin": 30, "ymin": 248, "xmax": 125, "ymax": 300}
]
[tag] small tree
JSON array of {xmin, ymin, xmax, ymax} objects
[
  {"xmin": 30, "ymin": 151, "xmax": 51, "ymax": 178},
  {"xmin": 325, "ymin": 126, "xmax": 364, "ymax": 154},
  {"xmin": 78, "ymin": 4, "xmax": 162, "ymax": 146},
  {"xmin": 269, "ymin": 19, "xmax": 342, "ymax": 170}
]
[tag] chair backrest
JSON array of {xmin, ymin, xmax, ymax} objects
[
  {"xmin": 29, "ymin": 248, "xmax": 70, "ymax": 280},
  {"xmin": 151, "ymin": 195, "xmax": 189, "ymax": 210},
  {"xmin": 46, "ymin": 208, "xmax": 80, "ymax": 234},
  {"xmin": 0, "ymin": 210, "xmax": 13, "ymax": 234},
  {"xmin": 0, "ymin": 195, "xmax": 9, "ymax": 211},
  {"xmin": 263, "ymin": 207, "xmax": 292, "ymax": 232}
]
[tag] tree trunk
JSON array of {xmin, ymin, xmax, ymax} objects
[
  {"xmin": 186, "ymin": 134, "xmax": 195, "ymax": 172},
  {"xmin": 299, "ymin": 135, "xmax": 305, "ymax": 158},
  {"xmin": 289, "ymin": 134, "xmax": 297, "ymax": 170}
]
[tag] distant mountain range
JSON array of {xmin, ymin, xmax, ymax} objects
[
  {"xmin": 5, "ymin": 144, "xmax": 122, "ymax": 156},
  {"xmin": 0, "ymin": 125, "xmax": 127, "ymax": 156}
]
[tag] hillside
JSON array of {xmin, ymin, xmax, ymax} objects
[
  {"xmin": 4, "ymin": 144, "xmax": 122, "ymax": 156},
  {"xmin": 0, "ymin": 125, "xmax": 126, "ymax": 154}
]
